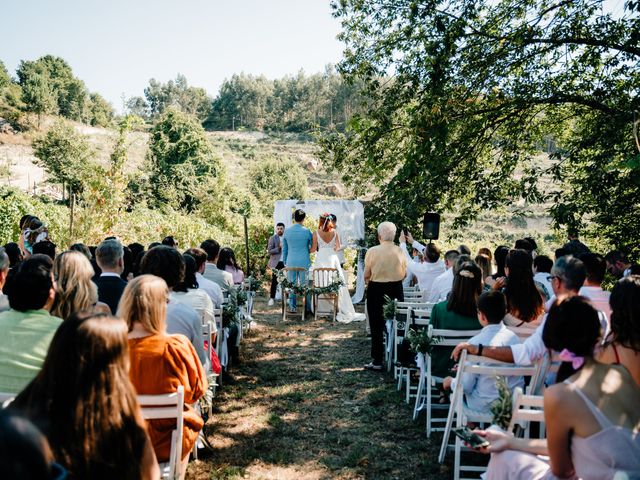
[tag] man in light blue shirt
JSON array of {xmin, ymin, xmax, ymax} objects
[
  {"xmin": 282, "ymin": 209, "xmax": 313, "ymax": 312},
  {"xmin": 443, "ymin": 291, "xmax": 523, "ymax": 413}
]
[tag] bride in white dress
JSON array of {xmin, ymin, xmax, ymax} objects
[{"xmin": 311, "ymin": 214, "xmax": 365, "ymax": 323}]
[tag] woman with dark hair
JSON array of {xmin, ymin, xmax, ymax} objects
[
  {"xmin": 11, "ymin": 312, "xmax": 159, "ymax": 480},
  {"xmin": 486, "ymin": 246, "xmax": 509, "ymax": 288},
  {"xmin": 217, "ymin": 247, "xmax": 244, "ymax": 284},
  {"xmin": 475, "ymin": 254, "xmax": 492, "ymax": 285},
  {"xmin": 68, "ymin": 243, "xmax": 92, "ymax": 261},
  {"xmin": 597, "ymin": 275, "xmax": 640, "ymax": 385},
  {"xmin": 500, "ymin": 249, "xmax": 544, "ymax": 329},
  {"xmin": 475, "ymin": 296, "xmax": 640, "ymax": 479},
  {"xmin": 429, "ymin": 261, "xmax": 483, "ymax": 378},
  {"xmin": 172, "ymin": 254, "xmax": 216, "ymax": 344},
  {"xmin": 3, "ymin": 242, "xmax": 23, "ymax": 268}
]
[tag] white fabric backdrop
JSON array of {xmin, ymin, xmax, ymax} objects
[
  {"xmin": 273, "ymin": 200, "xmax": 365, "ymax": 244},
  {"xmin": 273, "ymin": 199, "xmax": 366, "ymax": 303}
]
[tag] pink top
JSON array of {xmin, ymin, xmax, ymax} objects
[{"xmin": 225, "ymin": 265, "xmax": 245, "ymax": 285}]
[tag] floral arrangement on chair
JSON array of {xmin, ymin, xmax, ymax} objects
[
  {"xmin": 407, "ymin": 327, "xmax": 442, "ymax": 355},
  {"xmin": 490, "ymin": 376, "xmax": 513, "ymax": 429}
]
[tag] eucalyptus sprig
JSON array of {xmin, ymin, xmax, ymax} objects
[
  {"xmin": 407, "ymin": 327, "xmax": 442, "ymax": 355},
  {"xmin": 382, "ymin": 295, "xmax": 397, "ymax": 320},
  {"xmin": 490, "ymin": 376, "xmax": 513, "ymax": 430}
]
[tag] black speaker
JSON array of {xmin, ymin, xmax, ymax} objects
[{"xmin": 422, "ymin": 213, "xmax": 441, "ymax": 240}]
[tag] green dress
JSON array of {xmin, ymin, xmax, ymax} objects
[{"xmin": 429, "ymin": 301, "xmax": 481, "ymax": 378}]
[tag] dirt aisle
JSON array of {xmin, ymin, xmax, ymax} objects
[{"xmin": 188, "ymin": 297, "xmax": 451, "ymax": 480}]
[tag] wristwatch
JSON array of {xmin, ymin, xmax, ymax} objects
[{"xmin": 477, "ymin": 344, "xmax": 484, "ymax": 356}]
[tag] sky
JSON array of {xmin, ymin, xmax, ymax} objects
[{"xmin": 0, "ymin": 0, "xmax": 345, "ymax": 111}]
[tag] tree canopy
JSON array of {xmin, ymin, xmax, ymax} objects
[
  {"xmin": 321, "ymin": 0, "xmax": 639, "ymax": 256},
  {"xmin": 143, "ymin": 74, "xmax": 212, "ymax": 121}
]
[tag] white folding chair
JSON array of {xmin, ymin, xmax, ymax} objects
[
  {"xmin": 391, "ymin": 301, "xmax": 431, "ymax": 375},
  {"xmin": 138, "ymin": 386, "xmax": 185, "ymax": 480},
  {"xmin": 201, "ymin": 321, "xmax": 219, "ymax": 397},
  {"xmin": 0, "ymin": 392, "xmax": 15, "ymax": 408},
  {"xmin": 508, "ymin": 386, "xmax": 545, "ymax": 435},
  {"xmin": 312, "ymin": 267, "xmax": 339, "ymax": 321},
  {"xmin": 403, "ymin": 290, "xmax": 426, "ymax": 301},
  {"xmin": 398, "ymin": 306, "xmax": 434, "ymax": 404},
  {"xmin": 438, "ymin": 352, "xmax": 537, "ymax": 480},
  {"xmin": 423, "ymin": 326, "xmax": 482, "ymax": 437},
  {"xmin": 281, "ymin": 267, "xmax": 307, "ymax": 322}
]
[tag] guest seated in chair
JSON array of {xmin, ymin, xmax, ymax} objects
[
  {"xmin": 430, "ymin": 261, "xmax": 483, "ymax": 379},
  {"xmin": 442, "ymin": 291, "xmax": 523, "ymax": 414},
  {"xmin": 474, "ymin": 296, "xmax": 640, "ymax": 479},
  {"xmin": 11, "ymin": 311, "xmax": 160, "ymax": 480},
  {"xmin": 120, "ymin": 275, "xmax": 207, "ymax": 476}
]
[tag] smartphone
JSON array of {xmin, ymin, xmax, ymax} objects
[{"xmin": 452, "ymin": 426, "xmax": 490, "ymax": 448}]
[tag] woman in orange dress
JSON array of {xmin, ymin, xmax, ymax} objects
[{"xmin": 118, "ymin": 274, "xmax": 207, "ymax": 476}]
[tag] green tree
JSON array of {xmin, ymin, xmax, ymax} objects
[
  {"xmin": 0, "ymin": 60, "xmax": 10, "ymax": 89},
  {"xmin": 144, "ymin": 74, "xmax": 212, "ymax": 121},
  {"xmin": 126, "ymin": 96, "xmax": 150, "ymax": 119},
  {"xmin": 21, "ymin": 72, "xmax": 57, "ymax": 123},
  {"xmin": 32, "ymin": 121, "xmax": 94, "ymax": 195},
  {"xmin": 88, "ymin": 92, "xmax": 114, "ymax": 127},
  {"xmin": 147, "ymin": 109, "xmax": 224, "ymax": 211},
  {"xmin": 248, "ymin": 157, "xmax": 308, "ymax": 215},
  {"xmin": 320, "ymin": 0, "xmax": 639, "ymax": 237}
]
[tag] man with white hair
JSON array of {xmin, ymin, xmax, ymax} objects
[{"xmin": 363, "ymin": 221, "xmax": 407, "ymax": 370}]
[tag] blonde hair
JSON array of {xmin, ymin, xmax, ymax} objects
[
  {"xmin": 117, "ymin": 275, "xmax": 168, "ymax": 335},
  {"xmin": 51, "ymin": 251, "xmax": 99, "ymax": 320}
]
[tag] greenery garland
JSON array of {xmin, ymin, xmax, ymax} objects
[
  {"xmin": 407, "ymin": 327, "xmax": 442, "ymax": 355},
  {"xmin": 275, "ymin": 269, "xmax": 344, "ymax": 296}
]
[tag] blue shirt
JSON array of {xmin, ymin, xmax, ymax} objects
[{"xmin": 282, "ymin": 223, "xmax": 312, "ymax": 269}]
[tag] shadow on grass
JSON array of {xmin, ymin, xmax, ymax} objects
[{"xmin": 188, "ymin": 298, "xmax": 474, "ymax": 480}]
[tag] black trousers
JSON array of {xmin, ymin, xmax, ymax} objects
[
  {"xmin": 366, "ymin": 280, "xmax": 404, "ymax": 365},
  {"xmin": 269, "ymin": 261, "xmax": 285, "ymax": 298}
]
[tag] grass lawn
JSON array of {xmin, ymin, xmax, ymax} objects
[{"xmin": 186, "ymin": 295, "xmax": 476, "ymax": 479}]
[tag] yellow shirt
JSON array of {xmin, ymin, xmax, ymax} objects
[{"xmin": 364, "ymin": 241, "xmax": 407, "ymax": 283}]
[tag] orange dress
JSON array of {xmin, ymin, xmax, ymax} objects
[{"xmin": 128, "ymin": 334, "xmax": 207, "ymax": 461}]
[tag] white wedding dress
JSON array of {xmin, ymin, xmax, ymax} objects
[{"xmin": 313, "ymin": 231, "xmax": 365, "ymax": 323}]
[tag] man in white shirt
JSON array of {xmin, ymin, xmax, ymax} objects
[
  {"xmin": 533, "ymin": 255, "xmax": 553, "ymax": 301},
  {"xmin": 604, "ymin": 250, "xmax": 633, "ymax": 279},
  {"xmin": 452, "ymin": 256, "xmax": 586, "ymax": 365},
  {"xmin": 200, "ymin": 239, "xmax": 234, "ymax": 291},
  {"xmin": 427, "ymin": 249, "xmax": 460, "ymax": 303},
  {"xmin": 399, "ymin": 231, "xmax": 445, "ymax": 294},
  {"xmin": 578, "ymin": 252, "xmax": 612, "ymax": 326},
  {"xmin": 185, "ymin": 247, "xmax": 223, "ymax": 308}
]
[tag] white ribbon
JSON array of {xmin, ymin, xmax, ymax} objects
[
  {"xmin": 351, "ymin": 247, "xmax": 368, "ymax": 304},
  {"xmin": 416, "ymin": 352, "xmax": 426, "ymax": 376},
  {"xmin": 220, "ymin": 327, "xmax": 230, "ymax": 368},
  {"xmin": 385, "ymin": 319, "xmax": 394, "ymax": 353}
]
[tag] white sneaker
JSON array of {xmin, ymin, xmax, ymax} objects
[{"xmin": 268, "ymin": 298, "xmax": 275, "ymax": 306}]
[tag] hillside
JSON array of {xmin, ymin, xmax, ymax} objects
[{"xmin": 0, "ymin": 119, "xmax": 560, "ymax": 254}]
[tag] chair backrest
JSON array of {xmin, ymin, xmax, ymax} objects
[
  {"xmin": 508, "ymin": 386, "xmax": 545, "ymax": 432},
  {"xmin": 506, "ymin": 325, "xmax": 535, "ymax": 340},
  {"xmin": 313, "ymin": 267, "xmax": 339, "ymax": 288},
  {"xmin": 404, "ymin": 290, "xmax": 425, "ymax": 301},
  {"xmin": 429, "ymin": 325, "xmax": 482, "ymax": 347},
  {"xmin": 407, "ymin": 307, "xmax": 434, "ymax": 328},
  {"xmin": 0, "ymin": 392, "xmax": 15, "ymax": 408},
  {"xmin": 138, "ymin": 386, "xmax": 185, "ymax": 480},
  {"xmin": 284, "ymin": 267, "xmax": 307, "ymax": 287},
  {"xmin": 395, "ymin": 301, "xmax": 430, "ymax": 321},
  {"xmin": 202, "ymin": 321, "xmax": 213, "ymax": 369}
]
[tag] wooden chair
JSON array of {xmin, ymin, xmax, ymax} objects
[
  {"xmin": 138, "ymin": 386, "xmax": 185, "ymax": 480},
  {"xmin": 438, "ymin": 351, "xmax": 537, "ymax": 479},
  {"xmin": 281, "ymin": 267, "xmax": 308, "ymax": 322},
  {"xmin": 508, "ymin": 386, "xmax": 545, "ymax": 437},
  {"xmin": 312, "ymin": 267, "xmax": 339, "ymax": 321}
]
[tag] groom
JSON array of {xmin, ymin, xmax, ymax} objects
[{"xmin": 282, "ymin": 208, "xmax": 313, "ymax": 313}]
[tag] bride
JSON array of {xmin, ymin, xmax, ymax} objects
[{"xmin": 311, "ymin": 214, "xmax": 365, "ymax": 323}]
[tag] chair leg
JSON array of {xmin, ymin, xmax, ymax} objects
[
  {"xmin": 413, "ymin": 372, "xmax": 425, "ymax": 420},
  {"xmin": 454, "ymin": 435, "xmax": 461, "ymax": 480}
]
